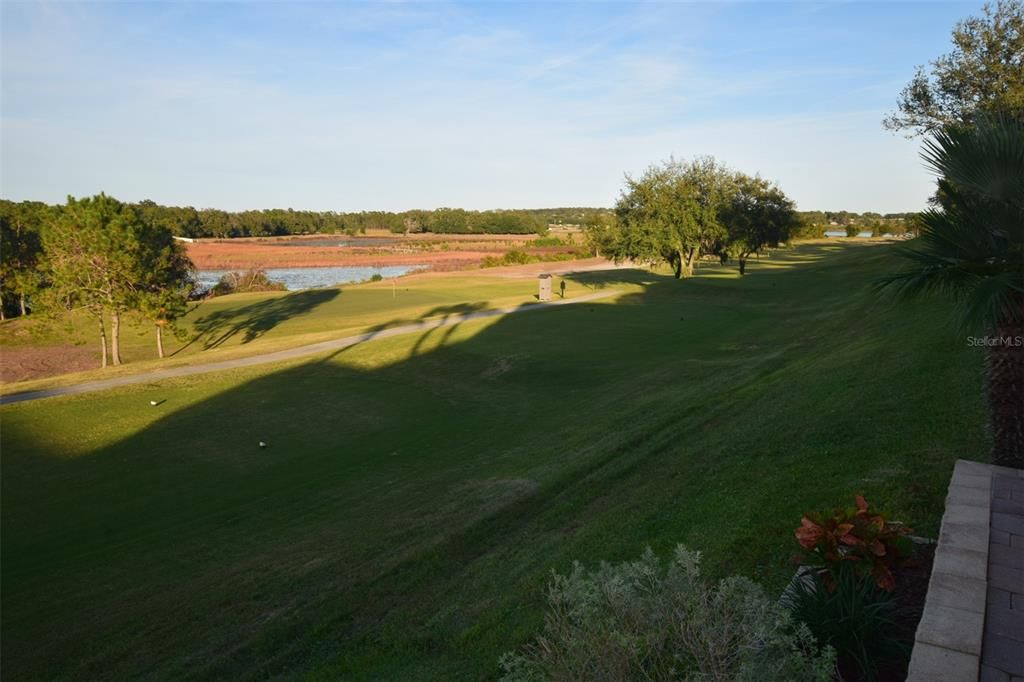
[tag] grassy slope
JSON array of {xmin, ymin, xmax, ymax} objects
[
  {"xmin": 0, "ymin": 243, "xmax": 986, "ymax": 680},
  {"xmin": 0, "ymin": 274, "xmax": 565, "ymax": 394}
]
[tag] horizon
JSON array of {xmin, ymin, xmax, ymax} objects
[
  {"xmin": 0, "ymin": 195, "xmax": 921, "ymax": 217},
  {"xmin": 2, "ymin": 1, "xmax": 984, "ymax": 214}
]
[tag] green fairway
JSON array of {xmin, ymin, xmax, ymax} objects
[
  {"xmin": 0, "ymin": 273, "xmax": 574, "ymax": 393},
  {"xmin": 1, "ymin": 242, "xmax": 986, "ymax": 680}
]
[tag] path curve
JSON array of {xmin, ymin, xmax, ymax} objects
[{"xmin": 0, "ymin": 290, "xmax": 617, "ymax": 406}]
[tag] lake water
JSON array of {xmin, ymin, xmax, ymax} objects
[
  {"xmin": 824, "ymin": 230, "xmax": 874, "ymax": 238},
  {"xmin": 196, "ymin": 265, "xmax": 426, "ymax": 292}
]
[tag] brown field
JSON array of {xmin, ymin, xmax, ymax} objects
[
  {"xmin": 0, "ymin": 345, "xmax": 97, "ymax": 383},
  {"xmin": 185, "ymin": 232, "xmax": 583, "ymax": 270}
]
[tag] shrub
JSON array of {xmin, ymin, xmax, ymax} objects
[
  {"xmin": 481, "ymin": 251, "xmax": 537, "ymax": 268},
  {"xmin": 792, "ymin": 221, "xmax": 827, "ymax": 240},
  {"xmin": 499, "ymin": 546, "xmax": 835, "ymax": 682},
  {"xmin": 783, "ymin": 565, "xmax": 906, "ymax": 682},
  {"xmin": 480, "ymin": 249, "xmax": 586, "ymax": 269},
  {"xmin": 209, "ymin": 269, "xmax": 286, "ymax": 296},
  {"xmin": 369, "ymin": 273, "xmax": 384, "ymax": 282},
  {"xmin": 502, "ymin": 250, "xmax": 532, "ymax": 265},
  {"xmin": 795, "ymin": 495, "xmax": 913, "ymax": 592}
]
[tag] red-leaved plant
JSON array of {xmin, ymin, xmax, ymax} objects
[{"xmin": 795, "ymin": 495, "xmax": 914, "ymax": 592}]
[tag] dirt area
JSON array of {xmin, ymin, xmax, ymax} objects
[
  {"xmin": 0, "ymin": 345, "xmax": 97, "ymax": 383},
  {"xmin": 185, "ymin": 233, "xmax": 581, "ymax": 270}
]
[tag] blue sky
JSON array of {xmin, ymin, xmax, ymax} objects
[{"xmin": 1, "ymin": 1, "xmax": 984, "ymax": 213}]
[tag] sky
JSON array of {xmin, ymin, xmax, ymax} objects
[{"xmin": 1, "ymin": 1, "xmax": 985, "ymax": 213}]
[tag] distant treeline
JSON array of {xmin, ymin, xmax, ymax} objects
[
  {"xmin": 0, "ymin": 198, "xmax": 917, "ymax": 241},
  {"xmin": 127, "ymin": 202, "xmax": 564, "ymax": 237},
  {"xmin": 0, "ymin": 196, "xmax": 921, "ymax": 320},
  {"xmin": 792, "ymin": 210, "xmax": 920, "ymax": 239},
  {"xmin": 0, "ymin": 199, "xmax": 586, "ymax": 239}
]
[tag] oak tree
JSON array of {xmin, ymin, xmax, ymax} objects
[
  {"xmin": 609, "ymin": 157, "xmax": 733, "ymax": 279},
  {"xmin": 884, "ymin": 0, "xmax": 1024, "ymax": 135}
]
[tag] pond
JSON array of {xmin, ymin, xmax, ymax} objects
[
  {"xmin": 196, "ymin": 265, "xmax": 427, "ymax": 292},
  {"xmin": 824, "ymin": 230, "xmax": 874, "ymax": 238}
]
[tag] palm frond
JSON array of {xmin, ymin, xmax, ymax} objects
[
  {"xmin": 921, "ymin": 114, "xmax": 1024, "ymax": 210},
  {"xmin": 879, "ymin": 114, "xmax": 1024, "ymax": 331}
]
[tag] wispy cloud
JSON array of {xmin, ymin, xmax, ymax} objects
[{"xmin": 1, "ymin": 0, "xmax": 985, "ymax": 212}]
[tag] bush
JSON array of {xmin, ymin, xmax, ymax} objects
[
  {"xmin": 792, "ymin": 222, "xmax": 827, "ymax": 240},
  {"xmin": 795, "ymin": 495, "xmax": 913, "ymax": 592},
  {"xmin": 480, "ymin": 249, "xmax": 585, "ymax": 269},
  {"xmin": 783, "ymin": 566, "xmax": 906, "ymax": 682},
  {"xmin": 369, "ymin": 273, "xmax": 384, "ymax": 282},
  {"xmin": 499, "ymin": 546, "xmax": 835, "ymax": 682},
  {"xmin": 502, "ymin": 250, "xmax": 532, "ymax": 265},
  {"xmin": 481, "ymin": 251, "xmax": 535, "ymax": 268},
  {"xmin": 209, "ymin": 269, "xmax": 286, "ymax": 296}
]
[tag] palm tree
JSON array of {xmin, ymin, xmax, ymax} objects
[{"xmin": 877, "ymin": 114, "xmax": 1024, "ymax": 468}]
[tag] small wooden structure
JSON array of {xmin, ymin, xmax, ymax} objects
[{"xmin": 538, "ymin": 273, "xmax": 553, "ymax": 302}]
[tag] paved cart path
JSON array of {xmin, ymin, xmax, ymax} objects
[{"xmin": 0, "ymin": 290, "xmax": 617, "ymax": 406}]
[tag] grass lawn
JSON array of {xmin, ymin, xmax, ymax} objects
[
  {"xmin": 0, "ymin": 273, "xmax": 577, "ymax": 394},
  {"xmin": 0, "ymin": 242, "xmax": 986, "ymax": 680}
]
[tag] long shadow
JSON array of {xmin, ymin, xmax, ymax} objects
[
  {"xmin": 564, "ymin": 267, "xmax": 663, "ymax": 289},
  {"xmin": 408, "ymin": 302, "xmax": 491, "ymax": 357},
  {"xmin": 176, "ymin": 288, "xmax": 341, "ymax": 354},
  {"xmin": 563, "ymin": 242, "xmax": 889, "ymax": 310},
  {"xmin": 2, "ymin": 241, "xmax": 958, "ymax": 681},
  {"xmin": 313, "ymin": 301, "xmax": 492, "ymax": 365}
]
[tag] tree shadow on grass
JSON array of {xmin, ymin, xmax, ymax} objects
[
  {"xmin": 1, "ymin": 241, "xmax": 935, "ymax": 681},
  {"xmin": 407, "ymin": 303, "xmax": 492, "ymax": 357},
  {"xmin": 180, "ymin": 288, "xmax": 341, "ymax": 353},
  {"xmin": 309, "ymin": 301, "xmax": 494, "ymax": 366},
  {"xmin": 564, "ymin": 268, "xmax": 665, "ymax": 289}
]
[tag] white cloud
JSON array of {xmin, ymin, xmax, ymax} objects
[{"xmin": 1, "ymin": 1, "xmax": 941, "ymax": 213}]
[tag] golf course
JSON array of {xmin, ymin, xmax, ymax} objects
[
  {"xmin": 0, "ymin": 241, "xmax": 985, "ymax": 680},
  {"xmin": 0, "ymin": 263, "xmax": 614, "ymax": 390}
]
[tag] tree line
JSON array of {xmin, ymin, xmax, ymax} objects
[
  {"xmin": 792, "ymin": 211, "xmax": 919, "ymax": 239},
  {"xmin": 112, "ymin": 201, "xmax": 553, "ymax": 238},
  {"xmin": 0, "ymin": 193, "xmax": 919, "ymax": 326},
  {"xmin": 2, "ymin": 196, "xmax": 912, "ymax": 244},
  {"xmin": 1, "ymin": 200, "xmax": 556, "ymax": 244}
]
